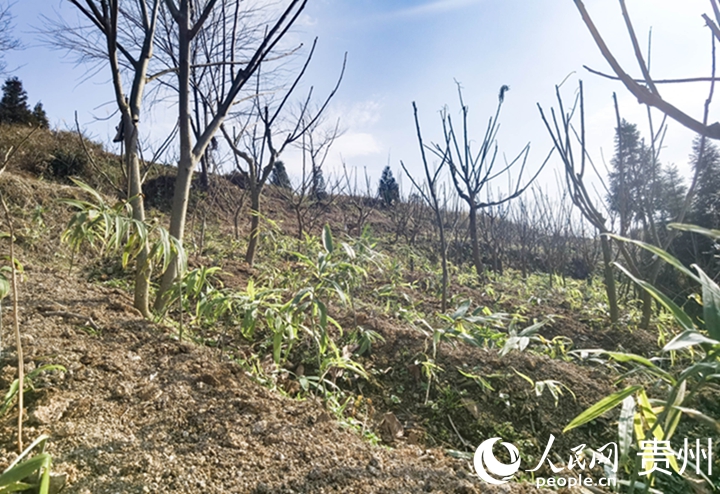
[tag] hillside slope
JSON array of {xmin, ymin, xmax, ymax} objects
[{"xmin": 0, "ymin": 171, "xmax": 552, "ymax": 493}]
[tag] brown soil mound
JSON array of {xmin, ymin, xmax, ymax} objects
[{"xmin": 355, "ymin": 314, "xmax": 619, "ymax": 464}]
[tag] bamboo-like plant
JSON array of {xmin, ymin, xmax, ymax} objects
[
  {"xmin": 564, "ymin": 224, "xmax": 720, "ymax": 492},
  {"xmin": 61, "ymin": 179, "xmax": 185, "ymax": 311}
]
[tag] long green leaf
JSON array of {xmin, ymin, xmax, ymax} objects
[
  {"xmin": 322, "ymin": 225, "xmax": 334, "ymax": 254},
  {"xmin": 604, "ymin": 351, "xmax": 674, "ymax": 383},
  {"xmin": 613, "ymin": 263, "xmax": 695, "ymax": 333},
  {"xmin": 69, "ymin": 178, "xmax": 104, "ymax": 205},
  {"xmin": 518, "ymin": 319, "xmax": 549, "ymax": 337},
  {"xmin": 564, "ymin": 385, "xmax": 642, "ymax": 433},
  {"xmin": 673, "ymin": 405, "xmax": 720, "ymax": 432},
  {"xmin": 668, "ymin": 223, "xmax": 720, "ymax": 240},
  {"xmin": 0, "ymin": 455, "xmax": 50, "ymax": 487},
  {"xmin": 606, "ymin": 351, "xmax": 658, "ymax": 369},
  {"xmin": 451, "ymin": 300, "xmax": 471, "ymax": 320},
  {"xmin": 697, "ymin": 267, "xmax": 720, "ymax": 341},
  {"xmin": 663, "ymin": 330, "xmax": 719, "ymax": 351},
  {"xmin": 317, "ymin": 299, "xmax": 328, "ymax": 331},
  {"xmin": 0, "ymin": 481, "xmax": 35, "ymax": 493},
  {"xmin": 26, "ymin": 365, "xmax": 66, "ymax": 381},
  {"xmin": 618, "ymin": 395, "xmax": 635, "ymax": 460},
  {"xmin": 0, "ymin": 277, "xmax": 9, "ymax": 299},
  {"xmin": 608, "ymin": 234, "xmax": 701, "ymax": 284}
]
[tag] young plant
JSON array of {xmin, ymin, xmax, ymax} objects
[
  {"xmin": 564, "ymin": 225, "xmax": 720, "ymax": 491},
  {"xmin": 351, "ymin": 326, "xmax": 385, "ymax": 356},
  {"xmin": 500, "ymin": 318, "xmax": 552, "ymax": 357},
  {"xmin": 417, "ymin": 355, "xmax": 444, "ymax": 404},
  {"xmin": 512, "ymin": 368, "xmax": 575, "ymax": 408},
  {"xmin": 434, "ymin": 300, "xmax": 507, "ymax": 350},
  {"xmin": 61, "ymin": 179, "xmax": 185, "ymax": 318},
  {"xmin": 0, "ymin": 365, "xmax": 66, "ymax": 417},
  {"xmin": 0, "ymin": 435, "xmax": 53, "ymax": 494}
]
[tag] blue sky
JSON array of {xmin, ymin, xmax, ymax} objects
[{"xmin": 2, "ymin": 0, "xmax": 714, "ymax": 198}]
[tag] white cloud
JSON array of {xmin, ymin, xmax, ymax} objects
[
  {"xmin": 333, "ymin": 132, "xmax": 383, "ymax": 159},
  {"xmin": 296, "ymin": 12, "xmax": 317, "ymax": 28},
  {"xmin": 328, "ymin": 99, "xmax": 383, "ymax": 128},
  {"xmin": 386, "ymin": 0, "xmax": 483, "ymax": 19}
]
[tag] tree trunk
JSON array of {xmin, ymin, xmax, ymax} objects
[
  {"xmin": 640, "ymin": 258, "xmax": 664, "ymax": 329},
  {"xmin": 245, "ymin": 187, "xmax": 260, "ymax": 265},
  {"xmin": 155, "ymin": 7, "xmax": 193, "ymax": 312},
  {"xmin": 234, "ymin": 202, "xmax": 242, "ymax": 240},
  {"xmin": 155, "ymin": 159, "xmax": 193, "ymax": 310},
  {"xmin": 600, "ymin": 234, "xmax": 620, "ymax": 324},
  {"xmin": 431, "ymin": 206, "xmax": 449, "ymax": 312},
  {"xmin": 468, "ymin": 205, "xmax": 484, "ymax": 281},
  {"xmin": 296, "ymin": 207, "xmax": 304, "ymax": 239},
  {"xmin": 200, "ymin": 153, "xmax": 209, "ymax": 189},
  {"xmin": 124, "ymin": 115, "xmax": 151, "ymax": 318}
]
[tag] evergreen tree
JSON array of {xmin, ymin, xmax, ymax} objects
[
  {"xmin": 269, "ymin": 160, "xmax": 292, "ymax": 189},
  {"xmin": 689, "ymin": 136, "xmax": 720, "ymax": 229},
  {"xmin": 377, "ymin": 165, "xmax": 399, "ymax": 207},
  {"xmin": 312, "ymin": 165, "xmax": 327, "ymax": 200},
  {"xmin": 607, "ymin": 120, "xmax": 662, "ymax": 232},
  {"xmin": 31, "ymin": 102, "xmax": 49, "ymax": 129},
  {"xmin": 0, "ymin": 77, "xmax": 47, "ymax": 127},
  {"xmin": 673, "ymin": 137, "xmax": 720, "ymax": 277},
  {"xmin": 0, "ymin": 76, "xmax": 30, "ymax": 124},
  {"xmin": 657, "ymin": 165, "xmax": 686, "ymax": 223}
]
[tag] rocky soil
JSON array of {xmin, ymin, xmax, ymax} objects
[{"xmin": 0, "ymin": 264, "xmax": 551, "ymax": 493}]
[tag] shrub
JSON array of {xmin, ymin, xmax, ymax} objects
[{"xmin": 48, "ymin": 147, "xmax": 87, "ymax": 179}]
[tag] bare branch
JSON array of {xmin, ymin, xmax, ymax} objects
[
  {"xmin": 189, "ymin": 0, "xmax": 219, "ymax": 39},
  {"xmin": 574, "ymin": 0, "xmax": 720, "ymax": 139}
]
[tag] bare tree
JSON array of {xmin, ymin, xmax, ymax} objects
[
  {"xmin": 509, "ymin": 196, "xmax": 539, "ymax": 279},
  {"xmin": 575, "ymin": 0, "xmax": 720, "ymax": 326},
  {"xmin": 532, "ymin": 187, "xmax": 573, "ymax": 286},
  {"xmin": 285, "ymin": 112, "xmax": 342, "ymax": 239},
  {"xmin": 401, "ymin": 102, "xmax": 450, "ymax": 312},
  {"xmin": 437, "ymin": 84, "xmax": 551, "ymax": 281},
  {"xmin": 340, "ymin": 163, "xmax": 374, "ymax": 236},
  {"xmin": 221, "ymin": 48, "xmax": 346, "ymax": 265},
  {"xmin": 569, "ymin": 215, "xmax": 600, "ymax": 283},
  {"xmin": 444, "ymin": 187, "xmax": 470, "ymax": 268},
  {"xmin": 574, "ymin": 0, "xmax": 720, "ymax": 141},
  {"xmin": 57, "ymin": 0, "xmax": 161, "ymax": 317},
  {"xmin": 282, "ymin": 156, "xmax": 316, "ymax": 240},
  {"xmin": 154, "ymin": 0, "xmax": 308, "ymax": 310},
  {"xmin": 539, "ymin": 82, "xmax": 626, "ymax": 323},
  {"xmin": 387, "ymin": 188, "xmax": 425, "ymax": 244},
  {"xmin": 477, "ymin": 193, "xmax": 511, "ymax": 276}
]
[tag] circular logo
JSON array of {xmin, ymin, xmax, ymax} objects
[{"xmin": 473, "ymin": 437, "xmax": 521, "ymax": 485}]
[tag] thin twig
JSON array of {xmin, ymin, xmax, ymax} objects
[
  {"xmin": 38, "ymin": 310, "xmax": 100, "ymax": 332},
  {"xmin": 74, "ymin": 111, "xmax": 124, "ymax": 196},
  {"xmin": 447, "ymin": 415, "xmax": 472, "ymax": 449},
  {"xmin": 583, "ymin": 65, "xmax": 720, "ymax": 84}
]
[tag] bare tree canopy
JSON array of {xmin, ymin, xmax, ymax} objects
[
  {"xmin": 154, "ymin": 0, "xmax": 310, "ymax": 310},
  {"xmin": 221, "ymin": 46, "xmax": 347, "ymax": 265},
  {"xmin": 575, "ymin": 0, "xmax": 720, "ymax": 140},
  {"xmin": 434, "ymin": 84, "xmax": 552, "ymax": 280},
  {"xmin": 0, "ymin": 2, "xmax": 19, "ymax": 74}
]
